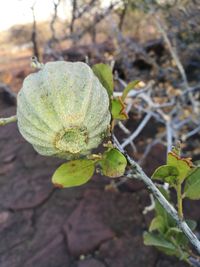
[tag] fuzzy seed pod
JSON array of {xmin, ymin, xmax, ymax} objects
[{"xmin": 17, "ymin": 61, "xmax": 111, "ymax": 159}]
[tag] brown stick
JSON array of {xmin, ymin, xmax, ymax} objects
[{"xmin": 31, "ymin": 4, "xmax": 40, "ymax": 60}]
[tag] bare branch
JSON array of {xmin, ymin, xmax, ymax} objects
[
  {"xmin": 121, "ymin": 112, "xmax": 152, "ymax": 148},
  {"xmin": 154, "ymin": 14, "xmax": 198, "ymax": 112},
  {"xmin": 49, "ymin": 0, "xmax": 61, "ymax": 44},
  {"xmin": 154, "ymin": 16, "xmax": 189, "ymax": 89},
  {"xmin": 119, "ymin": 0, "xmax": 128, "ymax": 30},
  {"xmin": 166, "ymin": 120, "xmax": 173, "ymax": 153},
  {"xmin": 62, "ymin": 1, "xmax": 121, "ymax": 42},
  {"xmin": 143, "ymin": 194, "xmax": 155, "ymax": 215},
  {"xmin": 0, "ymin": 115, "xmax": 17, "ymax": 126},
  {"xmin": 30, "ymin": 3, "xmax": 40, "ymax": 59},
  {"xmin": 118, "ymin": 121, "xmax": 131, "ymax": 135},
  {"xmin": 70, "ymin": 0, "xmax": 77, "ymax": 34}
]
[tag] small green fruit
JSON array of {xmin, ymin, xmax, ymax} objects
[{"xmin": 17, "ymin": 61, "xmax": 111, "ymax": 159}]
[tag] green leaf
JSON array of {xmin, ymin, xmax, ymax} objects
[
  {"xmin": 168, "ymin": 220, "xmax": 197, "ymax": 247},
  {"xmin": 167, "ymin": 152, "xmax": 191, "ymax": 182},
  {"xmin": 149, "ymin": 216, "xmax": 165, "ymax": 233},
  {"xmin": 52, "ymin": 159, "xmax": 95, "ymax": 188},
  {"xmin": 143, "ymin": 232, "xmax": 176, "ymax": 253},
  {"xmin": 144, "ymin": 232, "xmax": 189, "ymax": 258},
  {"xmin": 92, "ymin": 63, "xmax": 114, "ymax": 97},
  {"xmin": 152, "ymin": 165, "xmax": 179, "ymax": 185},
  {"xmin": 155, "ymin": 201, "xmax": 176, "ymax": 229},
  {"xmin": 165, "ymin": 227, "xmax": 188, "ymax": 248},
  {"xmin": 165, "ymin": 227, "xmax": 182, "ymax": 238},
  {"xmin": 154, "ymin": 189, "xmax": 176, "ymax": 229},
  {"xmin": 99, "ymin": 148, "xmax": 127, "ymax": 177},
  {"xmin": 121, "ymin": 80, "xmax": 140, "ymax": 101},
  {"xmin": 111, "ymin": 97, "xmax": 128, "ymax": 120},
  {"xmin": 158, "ymin": 186, "xmax": 171, "ymax": 201},
  {"xmin": 186, "ymin": 219, "xmax": 197, "ymax": 231},
  {"xmin": 184, "ymin": 167, "xmax": 200, "ymax": 200}
]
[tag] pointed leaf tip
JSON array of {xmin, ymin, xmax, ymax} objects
[
  {"xmin": 167, "ymin": 152, "xmax": 192, "ymax": 182},
  {"xmin": 121, "ymin": 80, "xmax": 140, "ymax": 101},
  {"xmin": 111, "ymin": 97, "xmax": 128, "ymax": 120},
  {"xmin": 92, "ymin": 63, "xmax": 114, "ymax": 97},
  {"xmin": 152, "ymin": 165, "xmax": 179, "ymax": 185}
]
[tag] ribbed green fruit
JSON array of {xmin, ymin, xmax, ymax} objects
[{"xmin": 17, "ymin": 61, "xmax": 111, "ymax": 159}]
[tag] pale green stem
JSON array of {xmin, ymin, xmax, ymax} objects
[
  {"xmin": 177, "ymin": 181, "xmax": 183, "ymax": 219},
  {"xmin": 0, "ymin": 115, "xmax": 17, "ymax": 126}
]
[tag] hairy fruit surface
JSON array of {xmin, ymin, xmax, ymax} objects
[{"xmin": 17, "ymin": 61, "xmax": 111, "ymax": 159}]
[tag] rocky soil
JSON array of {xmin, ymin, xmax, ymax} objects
[{"xmin": 0, "ymin": 88, "xmax": 199, "ymax": 267}]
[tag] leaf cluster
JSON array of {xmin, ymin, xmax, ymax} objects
[
  {"xmin": 92, "ymin": 63, "xmax": 139, "ymax": 121},
  {"xmin": 52, "ymin": 148, "xmax": 127, "ymax": 188},
  {"xmin": 144, "ymin": 188, "xmax": 197, "ymax": 262},
  {"xmin": 152, "ymin": 150, "xmax": 200, "ymax": 200},
  {"xmin": 145, "ymin": 147, "xmax": 200, "ymax": 263}
]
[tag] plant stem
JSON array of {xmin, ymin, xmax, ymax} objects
[
  {"xmin": 170, "ymin": 237, "xmax": 189, "ymax": 264},
  {"xmin": 0, "ymin": 115, "xmax": 17, "ymax": 126},
  {"xmin": 177, "ymin": 182, "xmax": 183, "ymax": 219},
  {"xmin": 113, "ymin": 135, "xmax": 200, "ymax": 255}
]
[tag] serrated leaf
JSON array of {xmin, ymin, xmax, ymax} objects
[
  {"xmin": 92, "ymin": 63, "xmax": 114, "ymax": 97},
  {"xmin": 99, "ymin": 148, "xmax": 127, "ymax": 177},
  {"xmin": 167, "ymin": 152, "xmax": 192, "ymax": 182},
  {"xmin": 111, "ymin": 97, "xmax": 128, "ymax": 120},
  {"xmin": 184, "ymin": 167, "xmax": 200, "ymax": 200},
  {"xmin": 52, "ymin": 159, "xmax": 95, "ymax": 188},
  {"xmin": 152, "ymin": 165, "xmax": 179, "ymax": 185},
  {"xmin": 149, "ymin": 216, "xmax": 165, "ymax": 233},
  {"xmin": 121, "ymin": 80, "xmax": 140, "ymax": 101},
  {"xmin": 143, "ymin": 232, "xmax": 176, "ymax": 251}
]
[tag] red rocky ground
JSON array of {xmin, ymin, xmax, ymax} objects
[{"xmin": 0, "ymin": 87, "xmax": 198, "ymax": 267}]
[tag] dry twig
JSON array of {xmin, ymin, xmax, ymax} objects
[{"xmin": 0, "ymin": 115, "xmax": 17, "ymax": 126}]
